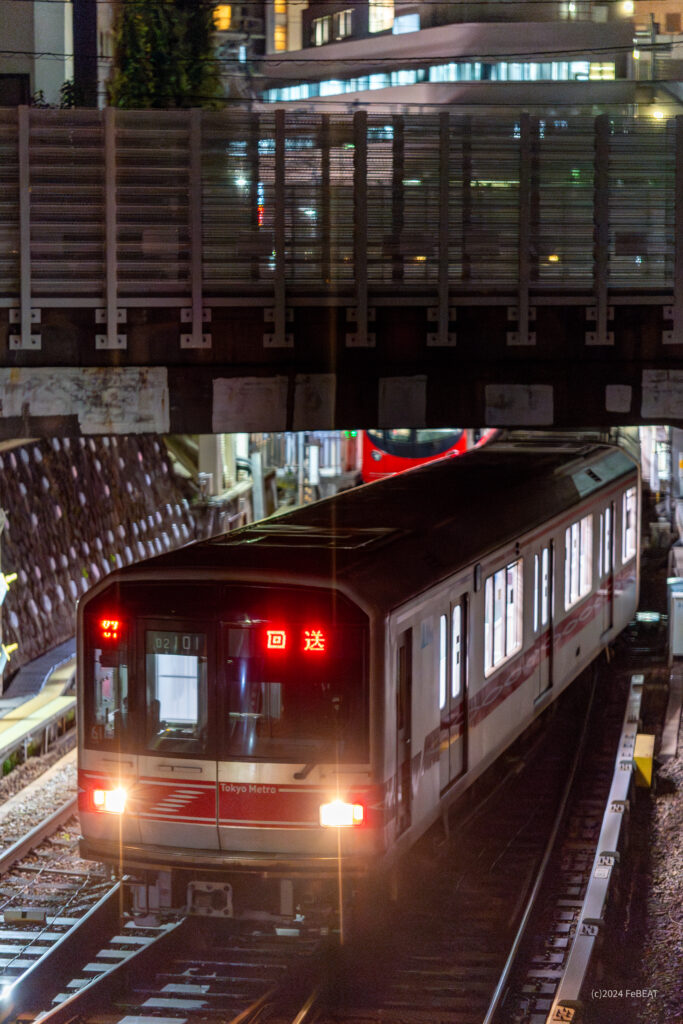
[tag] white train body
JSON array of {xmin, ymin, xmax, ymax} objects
[{"xmin": 77, "ymin": 441, "xmax": 639, "ymax": 919}]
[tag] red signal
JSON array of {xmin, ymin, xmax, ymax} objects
[{"xmin": 99, "ymin": 617, "xmax": 122, "ymax": 642}]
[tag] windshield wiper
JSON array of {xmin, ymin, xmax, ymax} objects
[{"xmin": 293, "ymin": 759, "xmax": 319, "ymax": 780}]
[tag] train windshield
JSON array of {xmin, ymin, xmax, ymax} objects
[
  {"xmin": 82, "ymin": 583, "xmax": 369, "ymax": 763},
  {"xmin": 221, "ymin": 621, "xmax": 368, "ymax": 763},
  {"xmin": 367, "ymin": 429, "xmax": 464, "ymax": 459}
]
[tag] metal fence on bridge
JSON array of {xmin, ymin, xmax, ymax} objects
[{"xmin": 0, "ymin": 107, "xmax": 681, "ymax": 351}]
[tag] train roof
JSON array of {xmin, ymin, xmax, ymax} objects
[{"xmin": 109, "ymin": 441, "xmax": 638, "ymax": 615}]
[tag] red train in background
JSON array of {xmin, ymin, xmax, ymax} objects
[{"xmin": 360, "ymin": 428, "xmax": 498, "ymax": 483}]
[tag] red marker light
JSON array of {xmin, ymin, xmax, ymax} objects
[
  {"xmin": 99, "ymin": 618, "xmax": 122, "ymax": 641},
  {"xmin": 266, "ymin": 629, "xmax": 287, "ymax": 651},
  {"xmin": 303, "ymin": 628, "xmax": 326, "ymax": 653}
]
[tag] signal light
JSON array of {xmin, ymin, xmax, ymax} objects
[
  {"xmin": 92, "ymin": 787, "xmax": 127, "ymax": 814},
  {"xmin": 99, "ymin": 617, "xmax": 122, "ymax": 642},
  {"xmin": 319, "ymin": 799, "xmax": 365, "ymax": 828}
]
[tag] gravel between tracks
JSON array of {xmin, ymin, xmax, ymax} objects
[{"xmin": 0, "ymin": 748, "xmax": 77, "ymax": 847}]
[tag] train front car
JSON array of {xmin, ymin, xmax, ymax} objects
[{"xmin": 77, "ymin": 577, "xmax": 377, "ymax": 928}]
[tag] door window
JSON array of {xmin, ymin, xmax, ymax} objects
[{"xmin": 145, "ymin": 629, "xmax": 208, "ymax": 754}]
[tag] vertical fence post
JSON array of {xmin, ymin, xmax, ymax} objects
[
  {"xmin": 183, "ymin": 108, "xmax": 209, "ymax": 349},
  {"xmin": 321, "ymin": 114, "xmax": 331, "ymax": 285},
  {"xmin": 10, "ymin": 106, "xmax": 40, "ymax": 351},
  {"xmin": 392, "ymin": 114, "xmax": 404, "ymax": 283},
  {"xmin": 511, "ymin": 112, "xmax": 533, "ymax": 346},
  {"xmin": 671, "ymin": 116, "xmax": 683, "ymax": 344},
  {"xmin": 438, "ymin": 111, "xmax": 451, "ymax": 346},
  {"xmin": 590, "ymin": 114, "xmax": 611, "ymax": 346},
  {"xmin": 353, "ymin": 110, "xmax": 368, "ymax": 347},
  {"xmin": 274, "ymin": 108, "xmax": 287, "ymax": 347},
  {"xmin": 98, "ymin": 106, "xmax": 125, "ymax": 350}
]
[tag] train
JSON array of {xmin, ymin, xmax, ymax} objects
[
  {"xmin": 360, "ymin": 428, "xmax": 498, "ymax": 483},
  {"xmin": 77, "ymin": 439, "xmax": 640, "ymax": 929}
]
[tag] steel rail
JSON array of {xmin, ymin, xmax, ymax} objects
[
  {"xmin": 481, "ymin": 665, "xmax": 600, "ymax": 1024},
  {"xmin": 0, "ymin": 796, "xmax": 78, "ymax": 876},
  {"xmin": 30, "ymin": 915, "xmax": 188, "ymax": 1024},
  {"xmin": 0, "ymin": 884, "xmax": 121, "ymax": 1024}
]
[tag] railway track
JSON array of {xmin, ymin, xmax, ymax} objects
[
  {"xmin": 0, "ymin": 659, "xmax": 648, "ymax": 1024},
  {"xmin": 2, "ymin": 672, "xmax": 596, "ymax": 1024}
]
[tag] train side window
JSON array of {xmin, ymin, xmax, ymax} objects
[
  {"xmin": 451, "ymin": 605, "xmax": 462, "ymax": 699},
  {"xmin": 484, "ymin": 558, "xmax": 523, "ymax": 676},
  {"xmin": 533, "ymin": 555, "xmax": 539, "ymax": 633},
  {"xmin": 541, "ymin": 547, "xmax": 550, "ymax": 626},
  {"xmin": 622, "ymin": 487, "xmax": 637, "ymax": 562},
  {"xmin": 439, "ymin": 614, "xmax": 447, "ymax": 709},
  {"xmin": 599, "ymin": 507, "xmax": 612, "ymax": 578},
  {"xmin": 533, "ymin": 548, "xmax": 550, "ymax": 634},
  {"xmin": 145, "ymin": 630, "xmax": 208, "ymax": 754},
  {"xmin": 564, "ymin": 514, "xmax": 592, "ymax": 609}
]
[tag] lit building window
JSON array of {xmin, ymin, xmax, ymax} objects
[
  {"xmin": 369, "ymin": 0, "xmax": 394, "ymax": 33},
  {"xmin": 313, "ymin": 16, "xmax": 331, "ymax": 45},
  {"xmin": 274, "ymin": 24, "xmax": 287, "ymax": 50},
  {"xmin": 274, "ymin": 0, "xmax": 287, "ymax": 12},
  {"xmin": 393, "ymin": 13, "xmax": 420, "ymax": 34},
  {"xmin": 589, "ymin": 62, "xmax": 615, "ymax": 80},
  {"xmin": 334, "ymin": 9, "xmax": 353, "ymax": 39},
  {"xmin": 214, "ymin": 5, "xmax": 232, "ymax": 31}
]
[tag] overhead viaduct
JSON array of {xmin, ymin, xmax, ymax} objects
[{"xmin": 1, "ymin": 106, "xmax": 682, "ymax": 436}]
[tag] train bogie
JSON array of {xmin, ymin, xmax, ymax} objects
[{"xmin": 77, "ymin": 441, "xmax": 639, "ymax": 927}]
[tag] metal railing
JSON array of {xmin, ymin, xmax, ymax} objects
[{"xmin": 1, "ymin": 108, "xmax": 682, "ymax": 350}]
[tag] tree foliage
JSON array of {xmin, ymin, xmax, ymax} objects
[{"xmin": 109, "ymin": 0, "xmax": 222, "ymax": 108}]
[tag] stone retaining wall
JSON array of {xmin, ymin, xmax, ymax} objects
[{"xmin": 0, "ymin": 435, "xmax": 195, "ymax": 687}]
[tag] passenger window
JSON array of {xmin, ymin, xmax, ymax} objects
[
  {"xmin": 564, "ymin": 514, "xmax": 592, "ymax": 609},
  {"xmin": 439, "ymin": 614, "xmax": 447, "ymax": 709},
  {"xmin": 533, "ymin": 548, "xmax": 550, "ymax": 633},
  {"xmin": 145, "ymin": 630, "xmax": 208, "ymax": 754},
  {"xmin": 622, "ymin": 487, "xmax": 637, "ymax": 562},
  {"xmin": 599, "ymin": 507, "xmax": 613, "ymax": 578},
  {"xmin": 451, "ymin": 605, "xmax": 462, "ymax": 699},
  {"xmin": 484, "ymin": 558, "xmax": 523, "ymax": 676},
  {"xmin": 541, "ymin": 547, "xmax": 550, "ymax": 626}
]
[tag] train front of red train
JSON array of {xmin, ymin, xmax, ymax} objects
[{"xmin": 77, "ymin": 578, "xmax": 380, "ymax": 926}]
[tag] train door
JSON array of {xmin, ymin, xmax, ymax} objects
[
  {"xmin": 439, "ymin": 600, "xmax": 468, "ymax": 792},
  {"xmin": 534, "ymin": 543, "xmax": 554, "ymax": 698},
  {"xmin": 600, "ymin": 503, "xmax": 615, "ymax": 635},
  {"xmin": 396, "ymin": 629, "xmax": 412, "ymax": 835},
  {"xmin": 137, "ymin": 621, "xmax": 220, "ymax": 851}
]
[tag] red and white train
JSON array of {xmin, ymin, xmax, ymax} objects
[{"xmin": 77, "ymin": 439, "xmax": 639, "ymax": 925}]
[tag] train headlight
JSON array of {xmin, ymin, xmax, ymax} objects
[
  {"xmin": 319, "ymin": 799, "xmax": 364, "ymax": 828},
  {"xmin": 92, "ymin": 786, "xmax": 127, "ymax": 814}
]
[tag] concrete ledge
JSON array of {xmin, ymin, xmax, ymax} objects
[{"xmin": 660, "ymin": 663, "xmax": 683, "ymax": 761}]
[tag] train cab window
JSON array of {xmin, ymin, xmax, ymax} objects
[
  {"xmin": 622, "ymin": 487, "xmax": 637, "ymax": 562},
  {"xmin": 85, "ymin": 625, "xmax": 130, "ymax": 749},
  {"xmin": 221, "ymin": 622, "xmax": 368, "ymax": 763},
  {"xmin": 145, "ymin": 630, "xmax": 208, "ymax": 754},
  {"xmin": 484, "ymin": 559, "xmax": 523, "ymax": 676},
  {"xmin": 564, "ymin": 514, "xmax": 592, "ymax": 609}
]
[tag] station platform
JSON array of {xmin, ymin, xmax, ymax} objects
[{"xmin": 0, "ymin": 639, "xmax": 76, "ymax": 764}]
